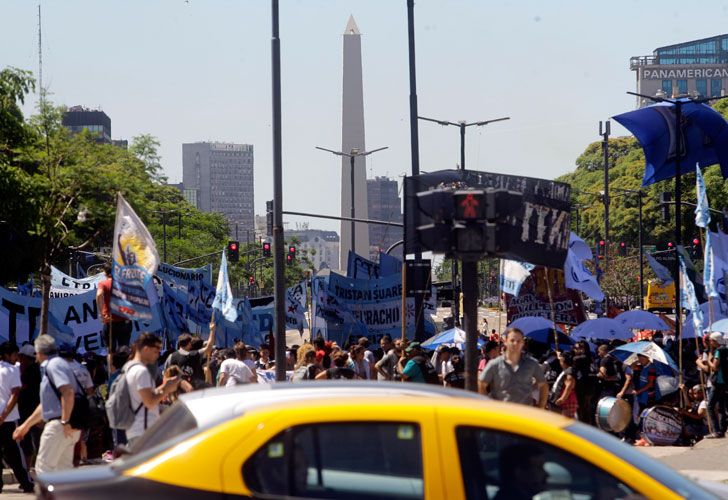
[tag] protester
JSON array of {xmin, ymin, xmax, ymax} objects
[
  {"xmin": 679, "ymin": 384, "xmax": 708, "ymax": 444},
  {"xmin": 292, "ymin": 345, "xmax": 318, "ymax": 382},
  {"xmin": 572, "ymin": 340, "xmax": 596, "ymax": 424},
  {"xmin": 164, "ymin": 323, "xmax": 215, "ymax": 389},
  {"xmin": 550, "ymin": 351, "xmax": 577, "ymax": 418},
  {"xmin": 217, "ymin": 347, "xmax": 257, "ymax": 386},
  {"xmin": 349, "ymin": 345, "xmax": 371, "ymax": 380},
  {"xmin": 477, "ymin": 340, "xmax": 500, "ymax": 375},
  {"xmin": 444, "ymin": 353, "xmax": 466, "ymax": 389},
  {"xmin": 124, "ymin": 333, "xmax": 180, "ymax": 447},
  {"xmin": 0, "ymin": 342, "xmax": 34, "ymax": 492},
  {"xmin": 375, "ymin": 338, "xmax": 402, "ymax": 381},
  {"xmin": 96, "ymin": 263, "xmax": 133, "ymax": 353},
  {"xmin": 13, "ymin": 335, "xmax": 82, "ymax": 474},
  {"xmin": 398, "ymin": 342, "xmax": 438, "ymax": 384},
  {"xmin": 701, "ymin": 332, "xmax": 727, "ymax": 439},
  {"xmin": 376, "ymin": 335, "xmax": 393, "ymax": 363},
  {"xmin": 357, "ymin": 337, "xmax": 376, "ymax": 377},
  {"xmin": 595, "ymin": 344, "xmax": 621, "ymax": 399},
  {"xmin": 315, "ymin": 352, "xmax": 357, "ymax": 380},
  {"xmin": 256, "ymin": 344, "xmax": 274, "ymax": 370},
  {"xmin": 17, "ymin": 343, "xmax": 41, "ymax": 469},
  {"xmin": 478, "ymin": 328, "xmax": 548, "ymax": 408}
]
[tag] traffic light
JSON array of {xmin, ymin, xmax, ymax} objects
[
  {"xmin": 596, "ymin": 240, "xmax": 605, "ymax": 258},
  {"xmin": 288, "ymin": 245, "xmax": 296, "ymax": 260},
  {"xmin": 227, "ymin": 241, "xmax": 239, "ymax": 262},
  {"xmin": 619, "ymin": 242, "xmax": 626, "ymax": 256},
  {"xmin": 454, "ymin": 190, "xmax": 486, "ymax": 221},
  {"xmin": 659, "ymin": 192, "xmax": 671, "ymax": 222},
  {"xmin": 262, "ymin": 241, "xmax": 271, "ymax": 258},
  {"xmin": 248, "ymin": 276, "xmax": 255, "ymax": 286},
  {"xmin": 286, "ymin": 253, "xmax": 293, "ymax": 265},
  {"xmin": 692, "ymin": 237, "xmax": 702, "ymax": 259}
]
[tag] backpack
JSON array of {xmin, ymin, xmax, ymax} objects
[
  {"xmin": 292, "ymin": 365, "xmax": 311, "ymax": 382},
  {"xmin": 412, "ymin": 356, "xmax": 440, "ymax": 385},
  {"xmin": 105, "ymin": 361, "xmax": 146, "ymax": 430}
]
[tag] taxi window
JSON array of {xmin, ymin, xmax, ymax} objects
[
  {"xmin": 455, "ymin": 426, "xmax": 639, "ymax": 500},
  {"xmin": 243, "ymin": 422, "xmax": 424, "ymax": 499}
]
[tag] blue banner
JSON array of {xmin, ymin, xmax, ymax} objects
[{"xmin": 347, "ymin": 250, "xmax": 381, "ymax": 279}]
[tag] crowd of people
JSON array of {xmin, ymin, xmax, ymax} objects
[{"xmin": 0, "ymin": 314, "xmax": 724, "ymax": 490}]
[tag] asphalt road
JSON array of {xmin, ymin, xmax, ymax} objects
[{"xmin": 637, "ymin": 437, "xmax": 728, "ymax": 483}]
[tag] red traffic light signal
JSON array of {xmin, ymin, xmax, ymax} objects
[
  {"xmin": 227, "ymin": 241, "xmax": 240, "ymax": 262},
  {"xmin": 262, "ymin": 241, "xmax": 271, "ymax": 257},
  {"xmin": 454, "ymin": 190, "xmax": 486, "ymax": 221},
  {"xmin": 286, "ymin": 253, "xmax": 293, "ymax": 265},
  {"xmin": 667, "ymin": 242, "xmax": 674, "ymax": 248},
  {"xmin": 693, "ymin": 238, "xmax": 700, "ymax": 246},
  {"xmin": 288, "ymin": 245, "xmax": 296, "ymax": 261},
  {"xmin": 248, "ymin": 276, "xmax": 255, "ymax": 285}
]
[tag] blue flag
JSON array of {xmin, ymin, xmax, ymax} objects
[
  {"xmin": 680, "ymin": 254, "xmax": 703, "ymax": 336},
  {"xmin": 564, "ymin": 233, "xmax": 604, "ymax": 301},
  {"xmin": 704, "ymin": 232, "xmax": 718, "ymax": 298},
  {"xmin": 647, "ymin": 253, "xmax": 674, "ymax": 285},
  {"xmin": 212, "ymin": 250, "xmax": 238, "ymax": 323},
  {"xmin": 499, "ymin": 260, "xmax": 534, "ymax": 296},
  {"xmin": 695, "ymin": 164, "xmax": 711, "ymax": 228}
]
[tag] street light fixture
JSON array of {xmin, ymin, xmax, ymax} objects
[
  {"xmin": 418, "ymin": 114, "xmax": 510, "ymax": 326},
  {"xmin": 315, "ymin": 145, "xmax": 388, "ymax": 254}
]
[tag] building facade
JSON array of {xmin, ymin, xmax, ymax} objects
[
  {"xmin": 286, "ymin": 229, "xmax": 340, "ymax": 272},
  {"xmin": 631, "ymin": 34, "xmax": 728, "ymax": 106},
  {"xmin": 367, "ymin": 176, "xmax": 403, "ymax": 258},
  {"xmin": 62, "ymin": 106, "xmax": 112, "ymax": 143},
  {"xmin": 182, "ymin": 142, "xmax": 254, "ymax": 236}
]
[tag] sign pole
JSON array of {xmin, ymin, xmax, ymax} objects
[{"xmin": 401, "ymin": 261, "xmax": 407, "ymax": 342}]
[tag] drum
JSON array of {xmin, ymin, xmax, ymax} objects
[
  {"xmin": 640, "ymin": 406, "xmax": 682, "ymax": 446},
  {"xmin": 595, "ymin": 397, "xmax": 631, "ymax": 433}
]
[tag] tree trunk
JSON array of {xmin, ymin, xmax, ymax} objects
[{"xmin": 39, "ymin": 263, "xmax": 51, "ymax": 337}]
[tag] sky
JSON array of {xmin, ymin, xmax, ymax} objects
[{"xmin": 3, "ymin": 0, "xmax": 728, "ymax": 233}]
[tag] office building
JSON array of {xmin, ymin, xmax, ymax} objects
[
  {"xmin": 182, "ymin": 142, "xmax": 254, "ymax": 236},
  {"xmin": 631, "ymin": 34, "xmax": 728, "ymax": 106},
  {"xmin": 62, "ymin": 106, "xmax": 112, "ymax": 143},
  {"xmin": 367, "ymin": 176, "xmax": 403, "ymax": 258},
  {"xmin": 286, "ymin": 229, "xmax": 340, "ymax": 271}
]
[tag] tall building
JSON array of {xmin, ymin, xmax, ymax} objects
[
  {"xmin": 340, "ymin": 15, "xmax": 369, "ymax": 264},
  {"xmin": 286, "ymin": 229, "xmax": 340, "ymax": 272},
  {"xmin": 631, "ymin": 34, "xmax": 728, "ymax": 106},
  {"xmin": 62, "ymin": 106, "xmax": 111, "ymax": 143},
  {"xmin": 367, "ymin": 176, "xmax": 403, "ymax": 258},
  {"xmin": 182, "ymin": 142, "xmax": 254, "ymax": 236}
]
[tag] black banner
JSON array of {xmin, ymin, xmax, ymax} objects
[{"xmin": 404, "ymin": 169, "xmax": 571, "ymax": 268}]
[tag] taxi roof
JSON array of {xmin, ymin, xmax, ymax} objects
[{"xmin": 178, "ymin": 382, "xmax": 569, "ymax": 430}]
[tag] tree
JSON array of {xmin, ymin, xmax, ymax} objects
[
  {"xmin": 130, "ymin": 134, "xmax": 166, "ymax": 184},
  {"xmin": 0, "ymin": 67, "xmax": 35, "ymax": 163}
]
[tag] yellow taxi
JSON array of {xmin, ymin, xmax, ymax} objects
[{"xmin": 36, "ymin": 383, "xmax": 720, "ymax": 499}]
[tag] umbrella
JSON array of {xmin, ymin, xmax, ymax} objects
[
  {"xmin": 610, "ymin": 341, "xmax": 678, "ymax": 374},
  {"xmin": 709, "ymin": 318, "xmax": 728, "ymax": 334},
  {"xmin": 506, "ymin": 317, "xmax": 573, "ymax": 346},
  {"xmin": 421, "ymin": 327, "xmax": 484, "ymax": 350},
  {"xmin": 682, "ymin": 301, "xmax": 728, "ymax": 338},
  {"xmin": 613, "ymin": 100, "xmax": 728, "ymax": 186},
  {"xmin": 615, "ymin": 310, "xmax": 670, "ymax": 331},
  {"xmin": 571, "ymin": 318, "xmax": 632, "ymax": 341}
]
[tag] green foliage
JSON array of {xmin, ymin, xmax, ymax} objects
[
  {"xmin": 0, "ymin": 67, "xmax": 35, "ymax": 162},
  {"xmin": 130, "ymin": 134, "xmax": 166, "ymax": 184}
]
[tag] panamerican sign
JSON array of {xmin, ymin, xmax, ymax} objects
[{"xmin": 641, "ymin": 66, "xmax": 728, "ymax": 80}]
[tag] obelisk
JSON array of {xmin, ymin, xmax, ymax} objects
[{"xmin": 340, "ymin": 15, "xmax": 369, "ymax": 266}]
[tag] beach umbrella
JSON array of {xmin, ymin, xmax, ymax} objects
[
  {"xmin": 610, "ymin": 341, "xmax": 678, "ymax": 374},
  {"xmin": 615, "ymin": 310, "xmax": 670, "ymax": 331},
  {"xmin": 708, "ymin": 318, "xmax": 728, "ymax": 334},
  {"xmin": 682, "ymin": 302, "xmax": 728, "ymax": 338},
  {"xmin": 421, "ymin": 327, "xmax": 484, "ymax": 350},
  {"xmin": 506, "ymin": 317, "xmax": 573, "ymax": 346},
  {"xmin": 572, "ymin": 318, "xmax": 632, "ymax": 341}
]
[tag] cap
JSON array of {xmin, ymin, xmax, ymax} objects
[
  {"xmin": 405, "ymin": 341, "xmax": 422, "ymax": 353},
  {"xmin": 710, "ymin": 332, "xmax": 724, "ymax": 344},
  {"xmin": 19, "ymin": 344, "xmax": 35, "ymax": 357}
]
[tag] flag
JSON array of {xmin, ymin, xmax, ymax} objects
[
  {"xmin": 110, "ymin": 193, "xmax": 160, "ymax": 320},
  {"xmin": 647, "ymin": 253, "xmax": 674, "ymax": 285},
  {"xmin": 499, "ymin": 260, "xmax": 534, "ymax": 296},
  {"xmin": 379, "ymin": 251, "xmax": 402, "ymax": 277},
  {"xmin": 212, "ymin": 250, "xmax": 238, "ymax": 323},
  {"xmin": 695, "ymin": 164, "xmax": 711, "ymax": 228},
  {"xmin": 680, "ymin": 253, "xmax": 703, "ymax": 336},
  {"xmin": 563, "ymin": 233, "xmax": 604, "ymax": 301},
  {"xmin": 705, "ymin": 231, "xmax": 718, "ymax": 298}
]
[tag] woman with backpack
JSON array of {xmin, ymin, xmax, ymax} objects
[
  {"xmin": 291, "ymin": 345, "xmax": 319, "ymax": 382},
  {"xmin": 315, "ymin": 352, "xmax": 358, "ymax": 380}
]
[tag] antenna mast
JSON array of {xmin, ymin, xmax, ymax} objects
[{"xmin": 38, "ymin": 3, "xmax": 43, "ymax": 101}]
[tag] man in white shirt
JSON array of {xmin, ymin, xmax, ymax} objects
[
  {"xmin": 218, "ymin": 349, "xmax": 256, "ymax": 387},
  {"xmin": 0, "ymin": 343, "xmax": 33, "ymax": 492},
  {"xmin": 125, "ymin": 333, "xmax": 179, "ymax": 447}
]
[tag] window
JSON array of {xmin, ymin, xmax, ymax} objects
[
  {"xmin": 712, "ymin": 78, "xmax": 723, "ymax": 97},
  {"xmin": 661, "ymin": 79, "xmax": 672, "ymax": 96},
  {"xmin": 243, "ymin": 422, "xmax": 424, "ymax": 499},
  {"xmin": 677, "ymin": 79, "xmax": 688, "ymax": 95},
  {"xmin": 696, "ymin": 79, "xmax": 707, "ymax": 97},
  {"xmin": 456, "ymin": 426, "xmax": 638, "ymax": 500}
]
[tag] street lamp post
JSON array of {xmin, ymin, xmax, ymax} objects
[
  {"xmin": 315, "ymin": 146, "xmax": 388, "ymax": 255},
  {"xmin": 418, "ymin": 114, "xmax": 510, "ymax": 326}
]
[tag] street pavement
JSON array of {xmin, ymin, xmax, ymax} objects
[{"xmin": 637, "ymin": 437, "xmax": 728, "ymax": 484}]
